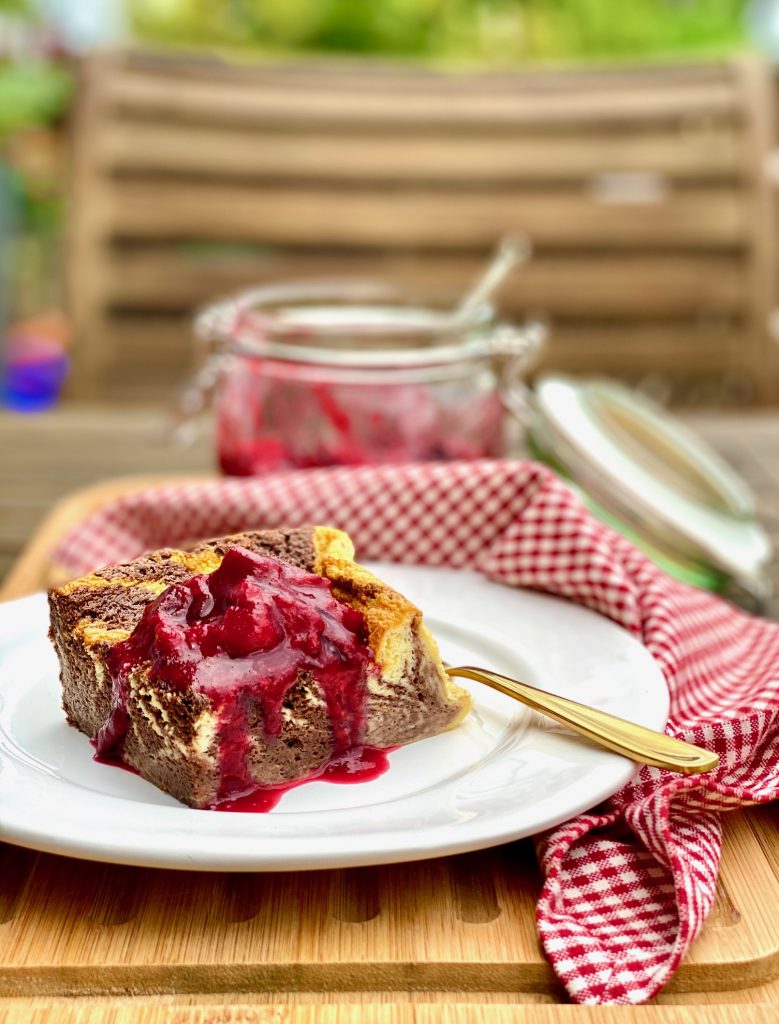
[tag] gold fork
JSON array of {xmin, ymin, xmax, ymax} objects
[{"xmin": 446, "ymin": 665, "xmax": 718, "ymax": 774}]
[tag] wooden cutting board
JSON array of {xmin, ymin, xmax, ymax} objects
[
  {"xmin": 1, "ymin": 1004, "xmax": 779, "ymax": 1024},
  {"xmin": 0, "ymin": 805, "xmax": 777, "ymax": 1003}
]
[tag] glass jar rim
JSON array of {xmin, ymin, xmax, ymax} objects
[{"xmin": 196, "ymin": 279, "xmax": 541, "ymax": 369}]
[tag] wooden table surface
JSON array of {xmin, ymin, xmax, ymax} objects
[
  {"xmin": 0, "ymin": 404, "xmax": 778, "ymax": 1023},
  {"xmin": 2, "ymin": 406, "xmax": 779, "ymax": 610}
]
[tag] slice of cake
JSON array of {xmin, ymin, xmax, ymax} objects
[{"xmin": 48, "ymin": 525, "xmax": 470, "ymax": 809}]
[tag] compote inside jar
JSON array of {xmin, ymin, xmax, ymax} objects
[{"xmin": 195, "ymin": 281, "xmax": 543, "ymax": 475}]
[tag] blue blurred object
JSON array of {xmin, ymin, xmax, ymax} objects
[
  {"xmin": 2, "ymin": 336, "xmax": 69, "ymax": 411},
  {"xmin": 0, "ymin": 147, "xmax": 70, "ymax": 413},
  {"xmin": 1, "ymin": 308, "xmax": 71, "ymax": 412}
]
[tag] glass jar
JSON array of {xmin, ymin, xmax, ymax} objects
[{"xmin": 193, "ymin": 281, "xmax": 544, "ymax": 475}]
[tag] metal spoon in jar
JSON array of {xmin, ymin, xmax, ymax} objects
[
  {"xmin": 446, "ymin": 665, "xmax": 718, "ymax": 774},
  {"xmin": 450, "ymin": 235, "xmax": 531, "ymax": 328}
]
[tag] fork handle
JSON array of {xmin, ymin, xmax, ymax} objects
[{"xmin": 446, "ymin": 665, "xmax": 718, "ymax": 774}]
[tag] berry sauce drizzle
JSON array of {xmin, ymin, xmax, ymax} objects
[
  {"xmin": 91, "ymin": 741, "xmax": 395, "ymax": 813},
  {"xmin": 97, "ymin": 547, "xmax": 376, "ymax": 807},
  {"xmin": 216, "ymin": 745, "xmax": 394, "ymax": 812},
  {"xmin": 90, "ymin": 740, "xmax": 139, "ymax": 775}
]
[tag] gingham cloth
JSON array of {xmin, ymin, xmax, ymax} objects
[{"xmin": 51, "ymin": 460, "xmax": 779, "ymax": 1005}]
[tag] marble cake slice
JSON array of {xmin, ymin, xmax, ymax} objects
[{"xmin": 48, "ymin": 525, "xmax": 470, "ymax": 808}]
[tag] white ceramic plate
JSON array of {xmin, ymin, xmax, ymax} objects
[{"xmin": 0, "ymin": 564, "xmax": 668, "ymax": 871}]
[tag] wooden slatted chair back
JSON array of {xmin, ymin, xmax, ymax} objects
[{"xmin": 67, "ymin": 52, "xmax": 779, "ymax": 402}]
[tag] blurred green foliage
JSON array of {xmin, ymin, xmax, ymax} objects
[
  {"xmin": 0, "ymin": 0, "xmax": 72, "ymax": 140},
  {"xmin": 0, "ymin": 0, "xmax": 31, "ymax": 14},
  {"xmin": 129, "ymin": 0, "xmax": 749, "ymax": 62},
  {"xmin": 0, "ymin": 2, "xmax": 72, "ymax": 321},
  {"xmin": 0, "ymin": 63, "xmax": 71, "ymax": 138}
]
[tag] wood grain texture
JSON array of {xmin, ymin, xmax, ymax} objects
[
  {"xmin": 104, "ymin": 69, "xmax": 741, "ymax": 129},
  {"xmin": 96, "ymin": 122, "xmax": 742, "ymax": 183},
  {"xmin": 108, "ymin": 50, "xmax": 742, "ymax": 89},
  {"xmin": 104, "ymin": 181, "xmax": 747, "ymax": 249},
  {"xmin": 736, "ymin": 58, "xmax": 779, "ymax": 403},
  {"xmin": 0, "ymin": 408, "xmax": 213, "ymax": 587},
  {"xmin": 89, "ymin": 316, "xmax": 744, "ymax": 402},
  {"xmin": 0, "ymin": 473, "xmax": 210, "ymax": 599},
  {"xmin": 67, "ymin": 52, "xmax": 771, "ymax": 398},
  {"xmin": 66, "ymin": 57, "xmax": 121, "ymax": 396},
  {"xmin": 105, "ymin": 250, "xmax": 747, "ymax": 317},
  {"xmin": 0, "ymin": 812, "xmax": 776, "ymax": 999},
  {"xmin": 1, "ymin": 1001, "xmax": 779, "ymax": 1024}
]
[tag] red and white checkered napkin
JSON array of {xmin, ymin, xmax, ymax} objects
[{"xmin": 51, "ymin": 460, "xmax": 779, "ymax": 1005}]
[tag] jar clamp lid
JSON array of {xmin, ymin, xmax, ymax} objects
[
  {"xmin": 195, "ymin": 280, "xmax": 545, "ymax": 369},
  {"xmin": 528, "ymin": 375, "xmax": 772, "ymax": 603}
]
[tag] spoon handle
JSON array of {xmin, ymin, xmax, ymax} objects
[
  {"xmin": 446, "ymin": 665, "xmax": 718, "ymax": 774},
  {"xmin": 454, "ymin": 235, "xmax": 530, "ymax": 324}
]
